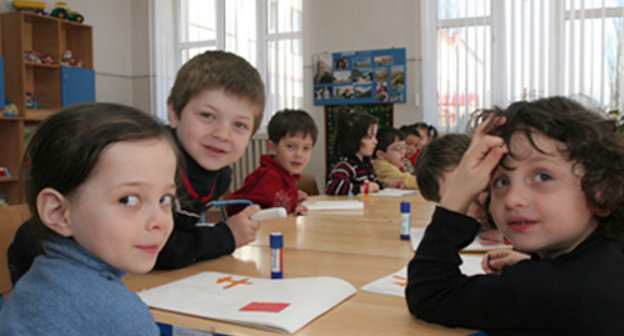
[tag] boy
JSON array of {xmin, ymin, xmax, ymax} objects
[
  {"xmin": 414, "ymin": 133, "xmax": 471, "ymax": 202},
  {"xmin": 372, "ymin": 126, "xmax": 418, "ymax": 189},
  {"xmin": 8, "ymin": 51, "xmax": 265, "ymax": 280},
  {"xmin": 227, "ymin": 109, "xmax": 317, "ymax": 215},
  {"xmin": 157, "ymin": 50, "xmax": 264, "ymax": 269}
]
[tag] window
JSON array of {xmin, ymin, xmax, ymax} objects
[
  {"xmin": 421, "ymin": 0, "xmax": 624, "ymax": 131},
  {"xmin": 175, "ymin": 0, "xmax": 303, "ymax": 129}
]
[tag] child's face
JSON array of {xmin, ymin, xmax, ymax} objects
[
  {"xmin": 488, "ymin": 132, "xmax": 598, "ymax": 258},
  {"xmin": 357, "ymin": 124, "xmax": 378, "ymax": 158},
  {"xmin": 405, "ymin": 134, "xmax": 421, "ymax": 157},
  {"xmin": 378, "ymin": 138, "xmax": 407, "ymax": 169},
  {"xmin": 65, "ymin": 139, "xmax": 177, "ymax": 274},
  {"xmin": 269, "ymin": 132, "xmax": 315, "ymax": 175},
  {"xmin": 168, "ymin": 89, "xmax": 256, "ymax": 171}
]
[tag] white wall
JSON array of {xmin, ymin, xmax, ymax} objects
[
  {"xmin": 302, "ymin": 0, "xmax": 422, "ymax": 192},
  {"xmin": 2, "ymin": 0, "xmax": 151, "ymax": 112}
]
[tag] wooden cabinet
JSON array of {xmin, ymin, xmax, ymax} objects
[{"xmin": 0, "ymin": 11, "xmax": 94, "ymax": 205}]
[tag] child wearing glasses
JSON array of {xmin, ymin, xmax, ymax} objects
[{"xmin": 372, "ymin": 126, "xmax": 418, "ymax": 189}]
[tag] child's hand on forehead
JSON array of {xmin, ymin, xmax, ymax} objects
[{"xmin": 440, "ymin": 114, "xmax": 507, "ymax": 215}]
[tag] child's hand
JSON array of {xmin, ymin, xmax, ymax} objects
[
  {"xmin": 226, "ymin": 205, "xmax": 261, "ymax": 248},
  {"xmin": 385, "ymin": 178, "xmax": 405, "ymax": 189},
  {"xmin": 295, "ymin": 203, "xmax": 308, "ymax": 215},
  {"xmin": 440, "ymin": 114, "xmax": 507, "ymax": 214},
  {"xmin": 481, "ymin": 249, "xmax": 530, "ymax": 274},
  {"xmin": 298, "ymin": 189, "xmax": 308, "ymax": 201},
  {"xmin": 478, "ymin": 229, "xmax": 506, "ymax": 243},
  {"xmin": 368, "ymin": 181, "xmax": 381, "ymax": 193}
]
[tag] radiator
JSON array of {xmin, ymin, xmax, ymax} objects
[{"xmin": 230, "ymin": 133, "xmax": 269, "ymax": 191}]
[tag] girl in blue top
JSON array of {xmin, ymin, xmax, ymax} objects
[{"xmin": 0, "ymin": 103, "xmax": 178, "ymax": 335}]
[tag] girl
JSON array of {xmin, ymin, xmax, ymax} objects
[
  {"xmin": 406, "ymin": 97, "xmax": 624, "ymax": 334},
  {"xmin": 0, "ymin": 103, "xmax": 179, "ymax": 335},
  {"xmin": 325, "ymin": 111, "xmax": 382, "ymax": 195}
]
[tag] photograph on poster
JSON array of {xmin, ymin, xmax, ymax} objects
[
  {"xmin": 333, "ymin": 70, "xmax": 352, "ymax": 84},
  {"xmin": 353, "ymin": 68, "xmax": 373, "ymax": 84},
  {"xmin": 355, "ymin": 85, "xmax": 373, "ymax": 98},
  {"xmin": 391, "ymin": 65, "xmax": 405, "ymax": 91},
  {"xmin": 314, "ymin": 53, "xmax": 333, "ymax": 84},
  {"xmin": 313, "ymin": 48, "xmax": 406, "ymax": 105},
  {"xmin": 334, "ymin": 86, "xmax": 354, "ymax": 99}
]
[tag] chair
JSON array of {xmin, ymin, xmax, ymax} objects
[
  {"xmin": 0, "ymin": 204, "xmax": 31, "ymax": 305},
  {"xmin": 296, "ymin": 173, "xmax": 319, "ymax": 196}
]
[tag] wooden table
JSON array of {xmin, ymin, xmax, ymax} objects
[{"xmin": 124, "ymin": 195, "xmax": 476, "ymax": 336}]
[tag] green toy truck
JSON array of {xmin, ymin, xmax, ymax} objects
[{"xmin": 50, "ymin": 2, "xmax": 84, "ymax": 23}]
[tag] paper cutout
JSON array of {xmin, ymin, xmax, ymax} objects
[{"xmin": 240, "ymin": 302, "xmax": 291, "ymax": 313}]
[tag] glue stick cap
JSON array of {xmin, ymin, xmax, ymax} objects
[
  {"xmin": 270, "ymin": 232, "xmax": 283, "ymax": 248},
  {"xmin": 400, "ymin": 201, "xmax": 410, "ymax": 213}
]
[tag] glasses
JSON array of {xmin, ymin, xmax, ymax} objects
[{"xmin": 388, "ymin": 146, "xmax": 408, "ymax": 152}]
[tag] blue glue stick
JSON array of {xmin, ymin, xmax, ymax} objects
[
  {"xmin": 400, "ymin": 202, "xmax": 411, "ymax": 240},
  {"xmin": 270, "ymin": 232, "xmax": 283, "ymax": 279}
]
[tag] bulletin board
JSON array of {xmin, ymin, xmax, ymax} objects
[
  {"xmin": 313, "ymin": 48, "xmax": 406, "ymax": 106},
  {"xmin": 324, "ymin": 104, "xmax": 393, "ymax": 178}
]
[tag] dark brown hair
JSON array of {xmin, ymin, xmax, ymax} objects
[
  {"xmin": 268, "ymin": 109, "xmax": 318, "ymax": 144},
  {"xmin": 332, "ymin": 111, "xmax": 379, "ymax": 159},
  {"xmin": 415, "ymin": 133, "xmax": 470, "ymax": 202},
  {"xmin": 167, "ymin": 50, "xmax": 265, "ymax": 134}
]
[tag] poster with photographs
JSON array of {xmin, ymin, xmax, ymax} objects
[{"xmin": 313, "ymin": 48, "xmax": 406, "ymax": 105}]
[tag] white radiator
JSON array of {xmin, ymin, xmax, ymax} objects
[{"xmin": 230, "ymin": 133, "xmax": 269, "ymax": 191}]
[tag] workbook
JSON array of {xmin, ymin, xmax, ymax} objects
[
  {"xmin": 410, "ymin": 227, "xmax": 512, "ymax": 252},
  {"xmin": 361, "ymin": 256, "xmax": 484, "ymax": 297},
  {"xmin": 369, "ymin": 188, "xmax": 419, "ymax": 197},
  {"xmin": 138, "ymin": 272, "xmax": 357, "ymax": 334}
]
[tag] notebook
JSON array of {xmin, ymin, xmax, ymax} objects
[{"xmin": 139, "ymin": 272, "xmax": 357, "ymax": 334}]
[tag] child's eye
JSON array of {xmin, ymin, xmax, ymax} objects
[
  {"xmin": 491, "ymin": 176, "xmax": 508, "ymax": 188},
  {"xmin": 199, "ymin": 112, "xmax": 215, "ymax": 120},
  {"xmin": 233, "ymin": 121, "xmax": 249, "ymax": 130},
  {"xmin": 534, "ymin": 172, "xmax": 552, "ymax": 183},
  {"xmin": 160, "ymin": 194, "xmax": 175, "ymax": 206},
  {"xmin": 119, "ymin": 195, "xmax": 140, "ymax": 206}
]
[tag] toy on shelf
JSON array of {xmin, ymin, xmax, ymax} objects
[
  {"xmin": 61, "ymin": 49, "xmax": 82, "ymax": 67},
  {"xmin": 13, "ymin": 0, "xmax": 47, "ymax": 14},
  {"xmin": 42, "ymin": 55, "xmax": 54, "ymax": 65},
  {"xmin": 25, "ymin": 91, "xmax": 41, "ymax": 109},
  {"xmin": 0, "ymin": 167, "xmax": 11, "ymax": 178},
  {"xmin": 24, "ymin": 50, "xmax": 43, "ymax": 63},
  {"xmin": 3, "ymin": 99, "xmax": 18, "ymax": 117},
  {"xmin": 51, "ymin": 2, "xmax": 84, "ymax": 23}
]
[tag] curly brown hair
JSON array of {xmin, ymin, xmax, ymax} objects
[{"xmin": 471, "ymin": 96, "xmax": 624, "ymax": 241}]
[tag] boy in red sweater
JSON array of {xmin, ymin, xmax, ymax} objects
[{"xmin": 228, "ymin": 109, "xmax": 318, "ymax": 215}]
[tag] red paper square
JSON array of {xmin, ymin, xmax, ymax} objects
[{"xmin": 239, "ymin": 301, "xmax": 290, "ymax": 313}]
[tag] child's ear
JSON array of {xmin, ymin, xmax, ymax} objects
[
  {"xmin": 375, "ymin": 149, "xmax": 385, "ymax": 159},
  {"xmin": 267, "ymin": 140, "xmax": 278, "ymax": 155},
  {"xmin": 36, "ymin": 188, "xmax": 73, "ymax": 237},
  {"xmin": 167, "ymin": 102, "xmax": 179, "ymax": 128}
]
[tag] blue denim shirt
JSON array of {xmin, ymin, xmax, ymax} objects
[{"xmin": 0, "ymin": 235, "xmax": 158, "ymax": 335}]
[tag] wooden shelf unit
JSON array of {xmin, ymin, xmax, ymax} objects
[{"xmin": 0, "ymin": 11, "xmax": 93, "ymax": 204}]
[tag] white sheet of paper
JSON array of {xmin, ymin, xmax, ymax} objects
[
  {"xmin": 139, "ymin": 272, "xmax": 356, "ymax": 334},
  {"xmin": 301, "ymin": 200, "xmax": 364, "ymax": 211},
  {"xmin": 360, "ymin": 256, "xmax": 485, "ymax": 297},
  {"xmin": 410, "ymin": 227, "xmax": 512, "ymax": 252},
  {"xmin": 369, "ymin": 188, "xmax": 419, "ymax": 197}
]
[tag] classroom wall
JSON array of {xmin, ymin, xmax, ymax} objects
[
  {"xmin": 1, "ymin": 0, "xmax": 151, "ymax": 113},
  {"xmin": 301, "ymin": 0, "xmax": 422, "ymax": 192}
]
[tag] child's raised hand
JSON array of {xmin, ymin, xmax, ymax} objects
[
  {"xmin": 369, "ymin": 181, "xmax": 381, "ymax": 193},
  {"xmin": 481, "ymin": 249, "xmax": 531, "ymax": 274},
  {"xmin": 226, "ymin": 204, "xmax": 261, "ymax": 248},
  {"xmin": 385, "ymin": 178, "xmax": 406, "ymax": 189},
  {"xmin": 440, "ymin": 114, "xmax": 507, "ymax": 214}
]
